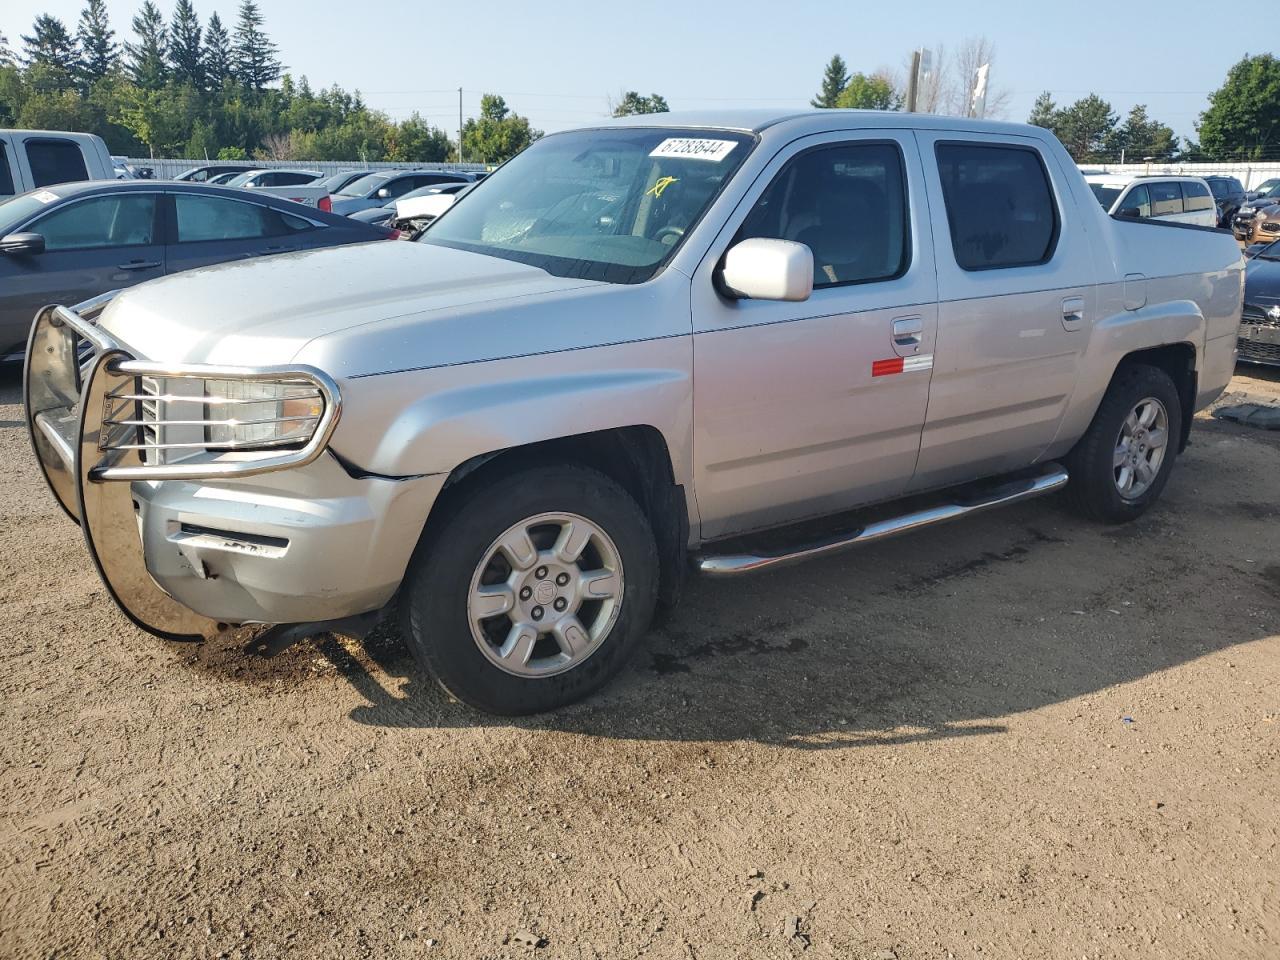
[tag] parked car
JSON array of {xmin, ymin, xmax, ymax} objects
[
  {"xmin": 0, "ymin": 181, "xmax": 393, "ymax": 359},
  {"xmin": 330, "ymin": 170, "xmax": 472, "ymax": 215},
  {"xmin": 1231, "ymin": 185, "xmax": 1280, "ymax": 241},
  {"xmin": 314, "ymin": 169, "xmax": 375, "ymax": 196},
  {"xmin": 173, "ymin": 164, "xmax": 257, "ymax": 182},
  {"xmin": 1246, "ymin": 177, "xmax": 1280, "ymax": 201},
  {"xmin": 1202, "ymin": 175, "xmax": 1246, "ymax": 227},
  {"xmin": 0, "ymin": 129, "xmax": 114, "ymax": 199},
  {"xmin": 1239, "ymin": 239, "xmax": 1280, "ymax": 366},
  {"xmin": 224, "ymin": 168, "xmax": 323, "ymax": 188},
  {"xmin": 349, "ymin": 181, "xmax": 473, "ymax": 227},
  {"xmin": 26, "ymin": 112, "xmax": 1241, "ymax": 715},
  {"xmin": 1083, "ymin": 173, "xmax": 1218, "ymax": 227}
]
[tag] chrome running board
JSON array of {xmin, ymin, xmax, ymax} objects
[{"xmin": 697, "ymin": 464, "xmax": 1069, "ymax": 576}]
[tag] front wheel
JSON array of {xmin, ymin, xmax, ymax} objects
[
  {"xmin": 1065, "ymin": 363, "xmax": 1183, "ymax": 523},
  {"xmin": 400, "ymin": 464, "xmax": 658, "ymax": 714}
]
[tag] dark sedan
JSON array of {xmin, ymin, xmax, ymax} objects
[
  {"xmin": 1239, "ymin": 240, "xmax": 1280, "ymax": 367},
  {"xmin": 0, "ymin": 180, "xmax": 394, "ymax": 359}
]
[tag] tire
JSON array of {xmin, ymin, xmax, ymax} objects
[
  {"xmin": 1065, "ymin": 363, "xmax": 1183, "ymax": 524},
  {"xmin": 400, "ymin": 464, "xmax": 658, "ymax": 715}
]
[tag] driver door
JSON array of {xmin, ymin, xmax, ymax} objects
[{"xmin": 690, "ymin": 131, "xmax": 938, "ymax": 540}]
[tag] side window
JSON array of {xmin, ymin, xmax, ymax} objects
[
  {"xmin": 25, "ymin": 138, "xmax": 90, "ymax": 188},
  {"xmin": 384, "ymin": 177, "xmax": 416, "ymax": 199},
  {"xmin": 274, "ymin": 172, "xmax": 313, "ymax": 186},
  {"xmin": 33, "ymin": 194, "xmax": 157, "ymax": 251},
  {"xmin": 174, "ymin": 194, "xmax": 310, "ymax": 242},
  {"xmin": 1121, "ymin": 184, "xmax": 1151, "ymax": 217},
  {"xmin": 935, "ymin": 142, "xmax": 1057, "ymax": 270},
  {"xmin": 1148, "ymin": 181, "xmax": 1183, "ymax": 217},
  {"xmin": 0, "ymin": 143, "xmax": 14, "ymax": 197},
  {"xmin": 736, "ymin": 141, "xmax": 909, "ymax": 287},
  {"xmin": 1182, "ymin": 180, "xmax": 1214, "ymax": 213}
]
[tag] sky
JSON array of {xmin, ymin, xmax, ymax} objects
[{"xmin": 0, "ymin": 0, "xmax": 1266, "ymax": 146}]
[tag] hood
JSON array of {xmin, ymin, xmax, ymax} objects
[
  {"xmin": 97, "ymin": 240, "xmax": 601, "ymax": 370},
  {"xmin": 1245, "ymin": 255, "xmax": 1280, "ymax": 304}
]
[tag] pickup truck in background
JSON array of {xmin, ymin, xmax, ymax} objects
[
  {"xmin": 0, "ymin": 130, "xmax": 114, "ymax": 199},
  {"xmin": 26, "ymin": 111, "xmax": 1242, "ymax": 715}
]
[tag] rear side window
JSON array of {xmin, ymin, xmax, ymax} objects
[
  {"xmin": 736, "ymin": 141, "xmax": 909, "ymax": 287},
  {"xmin": 935, "ymin": 143, "xmax": 1057, "ymax": 270},
  {"xmin": 174, "ymin": 194, "xmax": 313, "ymax": 242},
  {"xmin": 0, "ymin": 144, "xmax": 14, "ymax": 197},
  {"xmin": 1148, "ymin": 181, "xmax": 1182, "ymax": 217},
  {"xmin": 269, "ymin": 172, "xmax": 315, "ymax": 186},
  {"xmin": 1182, "ymin": 180, "xmax": 1214, "ymax": 213},
  {"xmin": 33, "ymin": 194, "xmax": 157, "ymax": 250},
  {"xmin": 24, "ymin": 138, "xmax": 90, "ymax": 188}
]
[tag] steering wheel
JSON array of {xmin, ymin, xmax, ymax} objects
[{"xmin": 654, "ymin": 225, "xmax": 685, "ymax": 245}]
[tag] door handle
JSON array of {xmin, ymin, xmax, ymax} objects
[
  {"xmin": 1061, "ymin": 296, "xmax": 1085, "ymax": 332},
  {"xmin": 117, "ymin": 260, "xmax": 161, "ymax": 271},
  {"xmin": 892, "ymin": 315, "xmax": 923, "ymax": 355}
]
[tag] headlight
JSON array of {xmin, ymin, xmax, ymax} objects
[{"xmin": 203, "ymin": 378, "xmax": 325, "ymax": 449}]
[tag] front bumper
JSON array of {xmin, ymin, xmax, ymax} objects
[
  {"xmin": 1237, "ymin": 311, "xmax": 1280, "ymax": 367},
  {"xmin": 24, "ymin": 302, "xmax": 442, "ymax": 635}
]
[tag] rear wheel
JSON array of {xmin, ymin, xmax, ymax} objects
[
  {"xmin": 400, "ymin": 464, "xmax": 657, "ymax": 714},
  {"xmin": 1065, "ymin": 364, "xmax": 1182, "ymax": 523}
]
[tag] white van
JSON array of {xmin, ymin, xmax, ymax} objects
[
  {"xmin": 0, "ymin": 130, "xmax": 115, "ymax": 199},
  {"xmin": 1083, "ymin": 173, "xmax": 1218, "ymax": 227}
]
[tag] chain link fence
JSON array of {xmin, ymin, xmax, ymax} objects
[{"xmin": 121, "ymin": 157, "xmax": 490, "ymax": 179}]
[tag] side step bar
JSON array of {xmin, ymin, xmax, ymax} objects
[{"xmin": 697, "ymin": 464, "xmax": 1069, "ymax": 576}]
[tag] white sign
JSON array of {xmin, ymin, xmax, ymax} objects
[{"xmin": 649, "ymin": 138, "xmax": 737, "ymax": 162}]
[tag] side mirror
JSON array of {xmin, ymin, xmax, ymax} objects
[
  {"xmin": 0, "ymin": 232, "xmax": 45, "ymax": 255},
  {"xmin": 1117, "ymin": 206, "xmax": 1143, "ymax": 219},
  {"xmin": 718, "ymin": 238, "xmax": 813, "ymax": 302}
]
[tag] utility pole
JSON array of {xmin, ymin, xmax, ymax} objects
[
  {"xmin": 905, "ymin": 50, "xmax": 920, "ymax": 113},
  {"xmin": 458, "ymin": 87, "xmax": 464, "ymax": 165}
]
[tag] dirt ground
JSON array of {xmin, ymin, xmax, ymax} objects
[{"xmin": 1, "ymin": 364, "xmax": 1277, "ymax": 960}]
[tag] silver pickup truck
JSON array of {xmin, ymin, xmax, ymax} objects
[{"xmin": 24, "ymin": 111, "xmax": 1242, "ymax": 714}]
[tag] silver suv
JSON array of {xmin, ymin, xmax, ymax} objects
[{"xmin": 25, "ymin": 111, "xmax": 1242, "ymax": 714}]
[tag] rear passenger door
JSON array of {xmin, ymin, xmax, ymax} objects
[
  {"xmin": 691, "ymin": 131, "xmax": 939, "ymax": 539},
  {"xmin": 1148, "ymin": 181, "xmax": 1186, "ymax": 223},
  {"xmin": 910, "ymin": 133, "xmax": 1094, "ymax": 492},
  {"xmin": 165, "ymin": 192, "xmax": 323, "ymax": 270}
]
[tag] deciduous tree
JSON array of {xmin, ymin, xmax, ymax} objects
[
  {"xmin": 611, "ymin": 91, "xmax": 669, "ymax": 116},
  {"xmin": 461, "ymin": 94, "xmax": 540, "ymax": 164},
  {"xmin": 1197, "ymin": 54, "xmax": 1280, "ymax": 160}
]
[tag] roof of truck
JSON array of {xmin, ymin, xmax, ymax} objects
[{"xmin": 589, "ymin": 109, "xmax": 1048, "ymax": 137}]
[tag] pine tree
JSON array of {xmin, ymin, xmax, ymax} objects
[
  {"xmin": 169, "ymin": 0, "xmax": 205, "ymax": 89},
  {"xmin": 811, "ymin": 54, "xmax": 848, "ymax": 109},
  {"xmin": 76, "ymin": 0, "xmax": 118, "ymax": 85},
  {"xmin": 22, "ymin": 15, "xmax": 80, "ymax": 74},
  {"xmin": 202, "ymin": 12, "xmax": 232, "ymax": 87},
  {"xmin": 231, "ymin": 0, "xmax": 280, "ymax": 91},
  {"xmin": 0, "ymin": 31, "xmax": 14, "ymax": 68},
  {"xmin": 125, "ymin": 2, "xmax": 168, "ymax": 89},
  {"xmin": 1027, "ymin": 92, "xmax": 1058, "ymax": 129}
]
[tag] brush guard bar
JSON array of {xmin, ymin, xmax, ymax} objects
[{"xmin": 23, "ymin": 301, "xmax": 342, "ymax": 641}]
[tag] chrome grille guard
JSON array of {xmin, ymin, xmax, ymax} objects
[{"xmin": 23, "ymin": 300, "xmax": 343, "ymax": 642}]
